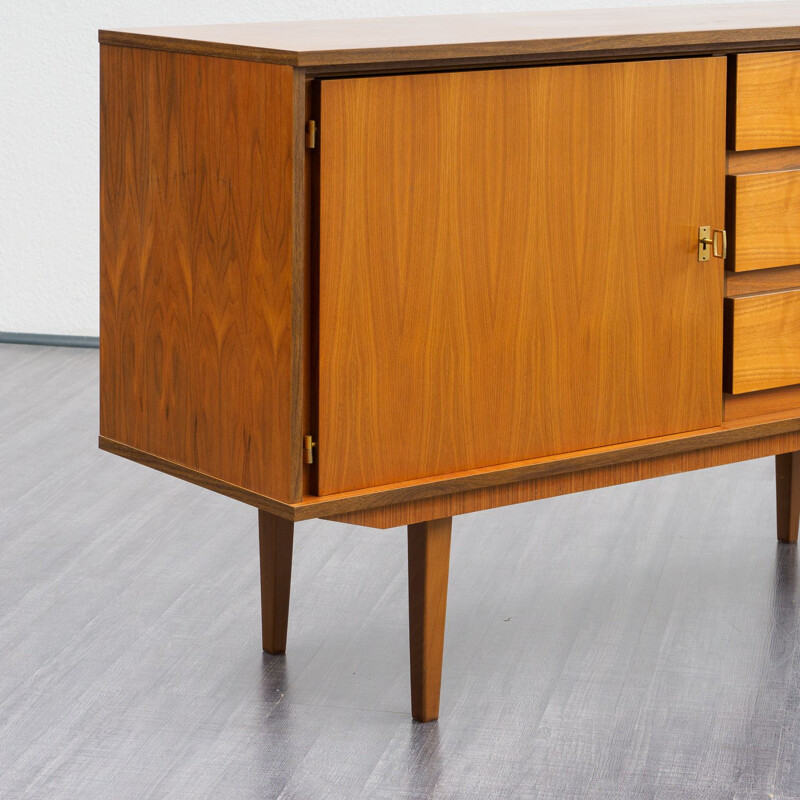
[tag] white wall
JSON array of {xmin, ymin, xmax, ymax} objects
[{"xmin": 1, "ymin": 0, "xmax": 747, "ymax": 337}]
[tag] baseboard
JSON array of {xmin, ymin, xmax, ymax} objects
[{"xmin": 0, "ymin": 332, "xmax": 99, "ymax": 349}]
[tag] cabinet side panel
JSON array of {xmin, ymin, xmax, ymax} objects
[{"xmin": 100, "ymin": 45, "xmax": 300, "ymax": 502}]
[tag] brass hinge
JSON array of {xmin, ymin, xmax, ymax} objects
[
  {"xmin": 305, "ymin": 120, "xmax": 317, "ymax": 149},
  {"xmin": 303, "ymin": 434, "xmax": 316, "ymax": 464}
]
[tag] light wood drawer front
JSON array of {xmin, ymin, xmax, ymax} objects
[
  {"xmin": 733, "ymin": 52, "xmax": 800, "ymax": 151},
  {"xmin": 725, "ymin": 289, "xmax": 800, "ymax": 394},
  {"xmin": 729, "ymin": 170, "xmax": 800, "ymax": 272}
]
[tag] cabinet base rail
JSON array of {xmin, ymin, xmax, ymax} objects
[{"xmin": 100, "ymin": 416, "xmax": 800, "ymax": 528}]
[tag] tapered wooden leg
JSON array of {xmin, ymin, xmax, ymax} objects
[
  {"xmin": 408, "ymin": 517, "xmax": 452, "ymax": 722},
  {"xmin": 259, "ymin": 510, "xmax": 294, "ymax": 654},
  {"xmin": 776, "ymin": 452, "xmax": 800, "ymax": 544}
]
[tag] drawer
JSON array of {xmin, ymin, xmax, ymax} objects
[
  {"xmin": 732, "ymin": 52, "xmax": 800, "ymax": 151},
  {"xmin": 728, "ymin": 170, "xmax": 800, "ymax": 272},
  {"xmin": 724, "ymin": 288, "xmax": 800, "ymax": 394}
]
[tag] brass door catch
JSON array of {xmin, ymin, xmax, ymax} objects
[
  {"xmin": 699, "ymin": 226, "xmax": 727, "ymax": 261},
  {"xmin": 303, "ymin": 434, "xmax": 316, "ymax": 464}
]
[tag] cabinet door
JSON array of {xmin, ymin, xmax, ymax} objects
[{"xmin": 318, "ymin": 58, "xmax": 726, "ymax": 495}]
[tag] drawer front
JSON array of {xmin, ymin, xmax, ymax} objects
[
  {"xmin": 729, "ymin": 170, "xmax": 800, "ymax": 272},
  {"xmin": 733, "ymin": 52, "xmax": 800, "ymax": 151},
  {"xmin": 725, "ymin": 289, "xmax": 800, "ymax": 394}
]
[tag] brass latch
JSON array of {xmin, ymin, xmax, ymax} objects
[
  {"xmin": 305, "ymin": 120, "xmax": 317, "ymax": 149},
  {"xmin": 303, "ymin": 434, "xmax": 316, "ymax": 464},
  {"xmin": 698, "ymin": 226, "xmax": 727, "ymax": 261}
]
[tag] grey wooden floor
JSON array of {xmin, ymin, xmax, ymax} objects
[{"xmin": 2, "ymin": 343, "xmax": 800, "ymax": 799}]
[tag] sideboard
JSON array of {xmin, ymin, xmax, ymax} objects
[{"xmin": 99, "ymin": 2, "xmax": 800, "ymax": 721}]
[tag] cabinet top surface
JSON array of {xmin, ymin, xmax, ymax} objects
[{"xmin": 99, "ymin": 1, "xmax": 800, "ymax": 68}]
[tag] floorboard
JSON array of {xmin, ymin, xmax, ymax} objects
[{"xmin": 1, "ymin": 343, "xmax": 799, "ymax": 798}]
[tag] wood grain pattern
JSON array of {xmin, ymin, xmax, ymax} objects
[
  {"xmin": 98, "ymin": 3, "xmax": 800, "ymax": 69},
  {"xmin": 727, "ymin": 146, "xmax": 800, "ymax": 175},
  {"xmin": 726, "ymin": 264, "xmax": 800, "ymax": 296},
  {"xmin": 318, "ymin": 58, "xmax": 726, "ymax": 495},
  {"xmin": 724, "ymin": 385, "xmax": 800, "ymax": 420},
  {"xmin": 725, "ymin": 290, "xmax": 800, "ymax": 393},
  {"xmin": 728, "ymin": 170, "xmax": 800, "ymax": 272},
  {"xmin": 102, "ymin": 411, "xmax": 800, "ymax": 524},
  {"xmin": 776, "ymin": 451, "xmax": 800, "ymax": 542},
  {"xmin": 330, "ymin": 430, "xmax": 800, "ymax": 528},
  {"xmin": 732, "ymin": 51, "xmax": 800, "ymax": 151},
  {"xmin": 99, "ymin": 46, "xmax": 303, "ymax": 503},
  {"xmin": 259, "ymin": 510, "xmax": 294, "ymax": 653},
  {"xmin": 408, "ymin": 517, "xmax": 451, "ymax": 722}
]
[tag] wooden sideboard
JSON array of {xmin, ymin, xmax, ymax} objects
[{"xmin": 99, "ymin": 2, "xmax": 800, "ymax": 722}]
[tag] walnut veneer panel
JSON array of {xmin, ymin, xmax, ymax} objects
[
  {"xmin": 728, "ymin": 170, "xmax": 800, "ymax": 271},
  {"xmin": 318, "ymin": 57, "xmax": 726, "ymax": 495},
  {"xmin": 725, "ymin": 289, "xmax": 800, "ymax": 393},
  {"xmin": 99, "ymin": 46, "xmax": 302, "ymax": 503},
  {"xmin": 98, "ymin": 3, "xmax": 800, "ymax": 68},
  {"xmin": 732, "ymin": 52, "xmax": 800, "ymax": 151}
]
